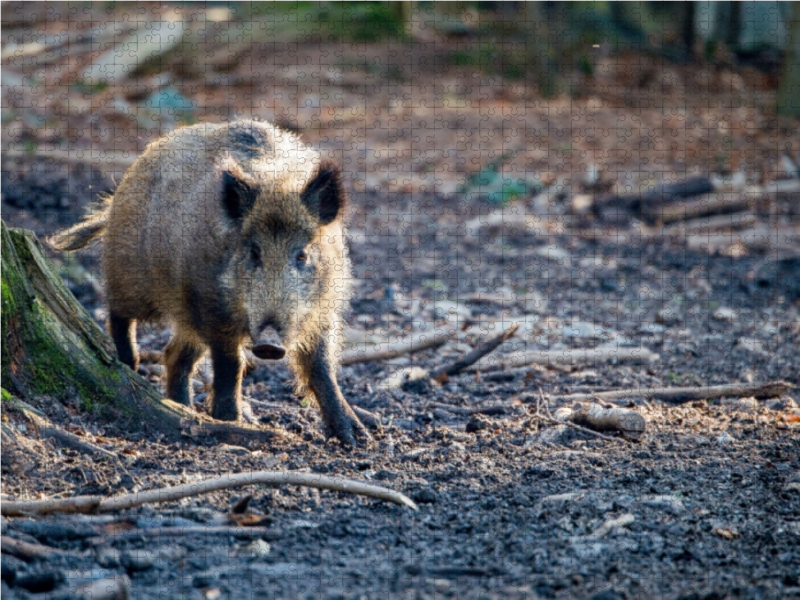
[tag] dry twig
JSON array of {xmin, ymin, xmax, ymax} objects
[{"xmin": 1, "ymin": 471, "xmax": 417, "ymax": 517}]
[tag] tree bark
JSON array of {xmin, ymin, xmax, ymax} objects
[{"xmin": 778, "ymin": 2, "xmax": 800, "ymax": 117}]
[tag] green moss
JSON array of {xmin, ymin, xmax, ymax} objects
[{"xmin": 1, "ymin": 388, "xmax": 11, "ymax": 402}]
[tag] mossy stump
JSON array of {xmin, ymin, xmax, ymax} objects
[{"xmin": 1, "ymin": 221, "xmax": 194, "ymax": 439}]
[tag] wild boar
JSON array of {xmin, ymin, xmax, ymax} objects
[{"xmin": 49, "ymin": 120, "xmax": 368, "ymax": 446}]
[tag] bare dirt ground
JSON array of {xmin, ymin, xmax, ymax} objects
[{"xmin": 2, "ymin": 3, "xmax": 800, "ymax": 599}]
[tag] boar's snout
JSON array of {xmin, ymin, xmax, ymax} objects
[{"xmin": 252, "ymin": 322, "xmax": 286, "ymax": 360}]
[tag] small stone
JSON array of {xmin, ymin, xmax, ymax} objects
[
  {"xmin": 411, "ymin": 487, "xmax": 436, "ymax": 504},
  {"xmin": 713, "ymin": 307, "xmax": 737, "ymax": 322},
  {"xmin": 240, "ymin": 539, "xmax": 271, "ymax": 560},
  {"xmin": 218, "ymin": 444, "xmax": 251, "ymax": 455},
  {"xmin": 716, "ymin": 431, "xmax": 734, "ymax": 445},
  {"xmin": 122, "ymin": 549, "xmax": 155, "ymax": 573},
  {"xmin": 401, "ymin": 377, "xmax": 431, "ymax": 394},
  {"xmin": 655, "ymin": 307, "xmax": 680, "ymax": 325},
  {"xmin": 96, "ymin": 546, "xmax": 121, "ymax": 568},
  {"xmin": 466, "ymin": 414, "xmax": 491, "ymax": 433}
]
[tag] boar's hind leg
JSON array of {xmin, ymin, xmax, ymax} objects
[
  {"xmin": 295, "ymin": 340, "xmax": 370, "ymax": 447},
  {"xmin": 164, "ymin": 334, "xmax": 204, "ymax": 407},
  {"xmin": 208, "ymin": 344, "xmax": 243, "ymax": 421},
  {"xmin": 109, "ymin": 312, "xmax": 138, "ymax": 371}
]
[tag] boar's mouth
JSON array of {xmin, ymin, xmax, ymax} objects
[{"xmin": 252, "ymin": 323, "xmax": 286, "ymax": 360}]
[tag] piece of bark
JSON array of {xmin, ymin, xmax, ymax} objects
[
  {"xmin": 0, "ymin": 536, "xmax": 65, "ymax": 561},
  {"xmin": 545, "ymin": 381, "xmax": 792, "ymax": 405},
  {"xmin": 430, "ymin": 323, "xmax": 519, "ymax": 382},
  {"xmin": 1, "ymin": 470, "xmax": 417, "ymax": 517},
  {"xmin": 660, "ymin": 212, "xmax": 757, "ymax": 237},
  {"xmin": 341, "ymin": 328, "xmax": 454, "ymax": 365},
  {"xmin": 555, "ymin": 405, "xmax": 646, "ymax": 441},
  {"xmin": 594, "ymin": 176, "xmax": 714, "ymax": 216}
]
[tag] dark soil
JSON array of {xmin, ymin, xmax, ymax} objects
[{"xmin": 2, "ymin": 179, "xmax": 799, "ymax": 600}]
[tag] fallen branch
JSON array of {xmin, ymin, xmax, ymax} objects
[
  {"xmin": 430, "ymin": 323, "xmax": 519, "ymax": 382},
  {"xmin": 341, "ymin": 328, "xmax": 454, "ymax": 365},
  {"xmin": 19, "ymin": 406, "xmax": 117, "ymax": 460},
  {"xmin": 1, "ymin": 535, "xmax": 65, "ymax": 561},
  {"xmin": 470, "ymin": 346, "xmax": 660, "ymax": 371},
  {"xmin": 1, "ymin": 470, "xmax": 417, "ymax": 517},
  {"xmin": 554, "ymin": 405, "xmax": 646, "ymax": 441},
  {"xmin": 545, "ymin": 381, "xmax": 792, "ymax": 405}
]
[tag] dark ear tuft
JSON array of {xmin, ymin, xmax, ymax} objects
[
  {"xmin": 221, "ymin": 168, "xmax": 258, "ymax": 221},
  {"xmin": 300, "ymin": 161, "xmax": 346, "ymax": 225}
]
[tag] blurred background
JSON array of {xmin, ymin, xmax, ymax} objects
[{"xmin": 2, "ymin": 1, "xmax": 800, "ymax": 388}]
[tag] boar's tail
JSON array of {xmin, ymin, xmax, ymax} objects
[{"xmin": 47, "ymin": 201, "xmax": 110, "ymax": 251}]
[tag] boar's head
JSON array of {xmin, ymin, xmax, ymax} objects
[{"xmin": 219, "ymin": 160, "xmax": 348, "ymax": 358}]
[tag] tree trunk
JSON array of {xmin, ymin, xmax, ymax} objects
[
  {"xmin": 778, "ymin": 2, "xmax": 800, "ymax": 117},
  {"xmin": 524, "ymin": 2, "xmax": 563, "ymax": 98},
  {"xmin": 1, "ymin": 221, "xmax": 284, "ymax": 445}
]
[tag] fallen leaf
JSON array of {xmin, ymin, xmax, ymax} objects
[{"xmin": 229, "ymin": 513, "xmax": 272, "ymax": 527}]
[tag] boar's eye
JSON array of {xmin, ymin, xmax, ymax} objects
[
  {"xmin": 250, "ymin": 244, "xmax": 262, "ymax": 265},
  {"xmin": 295, "ymin": 249, "xmax": 308, "ymax": 267}
]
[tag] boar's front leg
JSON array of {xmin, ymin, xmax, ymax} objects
[
  {"xmin": 296, "ymin": 338, "xmax": 370, "ymax": 447},
  {"xmin": 208, "ymin": 343, "xmax": 243, "ymax": 421},
  {"xmin": 164, "ymin": 333, "xmax": 204, "ymax": 407}
]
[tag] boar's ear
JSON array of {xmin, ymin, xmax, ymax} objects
[
  {"xmin": 221, "ymin": 168, "xmax": 258, "ymax": 222},
  {"xmin": 300, "ymin": 161, "xmax": 346, "ymax": 226}
]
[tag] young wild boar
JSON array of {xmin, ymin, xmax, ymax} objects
[{"xmin": 49, "ymin": 120, "xmax": 368, "ymax": 446}]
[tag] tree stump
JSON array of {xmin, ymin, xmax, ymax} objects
[{"xmin": 1, "ymin": 221, "xmax": 285, "ymax": 445}]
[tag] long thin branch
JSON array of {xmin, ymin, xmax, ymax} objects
[
  {"xmin": 1, "ymin": 471, "xmax": 417, "ymax": 517},
  {"xmin": 430, "ymin": 323, "xmax": 519, "ymax": 382},
  {"xmin": 544, "ymin": 381, "xmax": 792, "ymax": 405}
]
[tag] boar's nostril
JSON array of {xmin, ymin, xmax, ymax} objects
[{"xmin": 252, "ymin": 344, "xmax": 286, "ymax": 360}]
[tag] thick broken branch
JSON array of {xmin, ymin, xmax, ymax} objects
[
  {"xmin": 554, "ymin": 404, "xmax": 646, "ymax": 440},
  {"xmin": 1, "ymin": 470, "xmax": 417, "ymax": 517},
  {"xmin": 545, "ymin": 381, "xmax": 792, "ymax": 405},
  {"xmin": 430, "ymin": 323, "xmax": 519, "ymax": 382}
]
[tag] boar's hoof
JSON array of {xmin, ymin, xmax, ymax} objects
[
  {"xmin": 209, "ymin": 394, "xmax": 241, "ymax": 422},
  {"xmin": 328, "ymin": 413, "xmax": 372, "ymax": 448},
  {"xmin": 252, "ymin": 343, "xmax": 287, "ymax": 360}
]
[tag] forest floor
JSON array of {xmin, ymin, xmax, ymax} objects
[{"xmin": 2, "ymin": 4, "xmax": 800, "ymax": 599}]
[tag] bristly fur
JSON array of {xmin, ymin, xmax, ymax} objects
[{"xmin": 47, "ymin": 120, "xmax": 367, "ymax": 445}]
